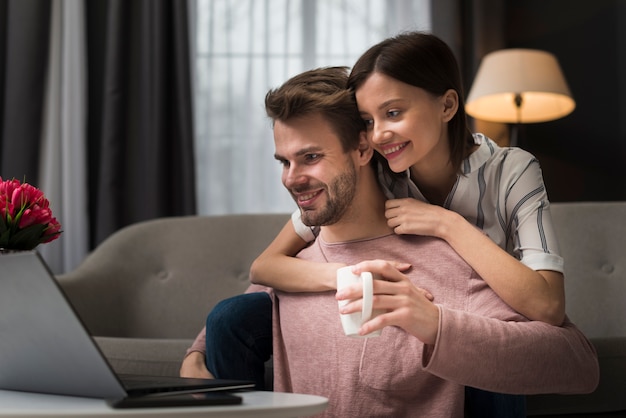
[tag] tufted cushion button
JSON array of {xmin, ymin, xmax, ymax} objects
[{"xmin": 601, "ymin": 263, "xmax": 615, "ymax": 274}]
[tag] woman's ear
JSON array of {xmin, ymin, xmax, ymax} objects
[
  {"xmin": 442, "ymin": 89, "xmax": 459, "ymax": 122},
  {"xmin": 357, "ymin": 131, "xmax": 374, "ymax": 166}
]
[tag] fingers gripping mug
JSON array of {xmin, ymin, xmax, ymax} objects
[{"xmin": 336, "ymin": 266, "xmax": 382, "ymax": 338}]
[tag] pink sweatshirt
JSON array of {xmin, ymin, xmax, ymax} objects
[{"xmin": 271, "ymin": 233, "xmax": 599, "ymax": 418}]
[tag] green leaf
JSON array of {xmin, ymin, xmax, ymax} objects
[
  {"xmin": 0, "ymin": 216, "xmax": 7, "ymax": 235},
  {"xmin": 8, "ymin": 224, "xmax": 47, "ymax": 250},
  {"xmin": 0, "ymin": 229, "xmax": 10, "ymax": 248}
]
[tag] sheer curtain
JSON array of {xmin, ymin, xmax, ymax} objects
[
  {"xmin": 191, "ymin": 0, "xmax": 431, "ymax": 215},
  {"xmin": 39, "ymin": 0, "xmax": 89, "ymax": 274}
]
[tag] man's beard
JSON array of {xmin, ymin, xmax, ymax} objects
[{"xmin": 299, "ymin": 165, "xmax": 357, "ymax": 227}]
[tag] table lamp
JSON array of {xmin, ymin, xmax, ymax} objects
[{"xmin": 465, "ymin": 48, "xmax": 575, "ymax": 146}]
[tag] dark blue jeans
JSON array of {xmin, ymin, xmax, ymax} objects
[
  {"xmin": 204, "ymin": 292, "xmax": 273, "ymax": 390},
  {"xmin": 465, "ymin": 387, "xmax": 526, "ymax": 417},
  {"xmin": 204, "ymin": 292, "xmax": 526, "ymax": 416}
]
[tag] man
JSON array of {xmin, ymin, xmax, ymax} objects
[{"xmin": 182, "ymin": 67, "xmax": 598, "ymax": 417}]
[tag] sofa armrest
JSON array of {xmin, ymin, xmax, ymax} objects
[{"xmin": 57, "ymin": 214, "xmax": 290, "ymax": 339}]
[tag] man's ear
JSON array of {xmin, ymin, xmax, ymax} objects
[
  {"xmin": 357, "ymin": 131, "xmax": 373, "ymax": 166},
  {"xmin": 442, "ymin": 89, "xmax": 459, "ymax": 122}
]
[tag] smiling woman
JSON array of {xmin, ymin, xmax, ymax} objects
[{"xmin": 190, "ymin": 0, "xmax": 431, "ymax": 216}]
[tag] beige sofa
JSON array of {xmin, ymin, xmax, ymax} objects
[{"xmin": 56, "ymin": 202, "xmax": 626, "ymax": 417}]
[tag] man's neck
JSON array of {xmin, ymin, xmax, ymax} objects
[{"xmin": 319, "ymin": 172, "xmax": 393, "ymax": 243}]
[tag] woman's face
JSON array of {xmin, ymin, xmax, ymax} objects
[{"xmin": 355, "ymin": 72, "xmax": 453, "ymax": 175}]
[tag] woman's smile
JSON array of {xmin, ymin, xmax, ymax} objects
[{"xmin": 380, "ymin": 141, "xmax": 409, "ymax": 159}]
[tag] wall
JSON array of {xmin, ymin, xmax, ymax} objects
[{"xmin": 505, "ymin": 1, "xmax": 626, "ymax": 202}]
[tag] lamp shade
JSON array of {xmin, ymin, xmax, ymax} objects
[{"xmin": 466, "ymin": 49, "xmax": 575, "ymax": 123}]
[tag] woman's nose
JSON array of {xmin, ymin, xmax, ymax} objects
[{"xmin": 370, "ymin": 123, "xmax": 390, "ymax": 144}]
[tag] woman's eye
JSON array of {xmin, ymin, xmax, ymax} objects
[
  {"xmin": 362, "ymin": 119, "xmax": 374, "ymax": 129},
  {"xmin": 387, "ymin": 110, "xmax": 400, "ymax": 118}
]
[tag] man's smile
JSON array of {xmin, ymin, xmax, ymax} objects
[{"xmin": 294, "ymin": 189, "xmax": 323, "ymax": 207}]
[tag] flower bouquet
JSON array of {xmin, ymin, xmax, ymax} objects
[{"xmin": 0, "ymin": 177, "xmax": 62, "ymax": 251}]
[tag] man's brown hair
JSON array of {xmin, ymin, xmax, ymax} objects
[{"xmin": 265, "ymin": 67, "xmax": 365, "ymax": 152}]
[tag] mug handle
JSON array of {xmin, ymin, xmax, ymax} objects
[{"xmin": 360, "ymin": 272, "xmax": 373, "ymax": 322}]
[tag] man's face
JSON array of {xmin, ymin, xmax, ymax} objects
[{"xmin": 273, "ymin": 113, "xmax": 357, "ymax": 226}]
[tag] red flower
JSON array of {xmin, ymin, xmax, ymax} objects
[{"xmin": 0, "ymin": 177, "xmax": 62, "ymax": 250}]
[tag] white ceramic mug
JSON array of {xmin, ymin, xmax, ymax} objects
[{"xmin": 336, "ymin": 266, "xmax": 382, "ymax": 338}]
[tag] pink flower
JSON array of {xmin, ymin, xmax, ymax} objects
[
  {"xmin": 18, "ymin": 206, "xmax": 53, "ymax": 229},
  {"xmin": 0, "ymin": 177, "xmax": 62, "ymax": 250},
  {"xmin": 0, "ymin": 178, "xmax": 21, "ymax": 199},
  {"xmin": 0, "ymin": 198, "xmax": 15, "ymax": 219},
  {"xmin": 12, "ymin": 183, "xmax": 46, "ymax": 209},
  {"xmin": 42, "ymin": 217, "xmax": 62, "ymax": 243}
]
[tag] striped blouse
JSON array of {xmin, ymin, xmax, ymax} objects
[{"xmin": 292, "ymin": 133, "xmax": 564, "ymax": 273}]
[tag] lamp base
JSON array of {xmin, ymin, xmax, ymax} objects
[{"xmin": 509, "ymin": 123, "xmax": 525, "ymax": 148}]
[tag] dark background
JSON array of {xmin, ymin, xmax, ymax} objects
[{"xmin": 502, "ymin": 1, "xmax": 626, "ymax": 202}]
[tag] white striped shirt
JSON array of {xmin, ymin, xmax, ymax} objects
[{"xmin": 292, "ymin": 133, "xmax": 564, "ymax": 273}]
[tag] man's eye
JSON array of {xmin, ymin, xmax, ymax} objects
[
  {"xmin": 278, "ymin": 159, "xmax": 290, "ymax": 168},
  {"xmin": 305, "ymin": 153, "xmax": 320, "ymax": 162}
]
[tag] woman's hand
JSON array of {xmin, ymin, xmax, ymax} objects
[
  {"xmin": 385, "ymin": 198, "xmax": 450, "ymax": 238},
  {"xmin": 388, "ymin": 198, "xmax": 567, "ymax": 326},
  {"xmin": 335, "ymin": 260, "xmax": 439, "ymax": 344}
]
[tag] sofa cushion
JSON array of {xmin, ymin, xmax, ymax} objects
[
  {"xmin": 550, "ymin": 202, "xmax": 626, "ymax": 340},
  {"xmin": 526, "ymin": 337, "xmax": 626, "ymax": 416},
  {"xmin": 95, "ymin": 337, "xmax": 194, "ymax": 377}
]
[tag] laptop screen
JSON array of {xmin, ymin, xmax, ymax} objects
[{"xmin": 0, "ymin": 251, "xmax": 136, "ymax": 398}]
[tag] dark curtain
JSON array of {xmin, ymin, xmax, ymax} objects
[
  {"xmin": 431, "ymin": 0, "xmax": 507, "ymax": 142},
  {"xmin": 86, "ymin": 0, "xmax": 196, "ymax": 247},
  {"xmin": 431, "ymin": 0, "xmax": 506, "ymax": 103},
  {"xmin": 0, "ymin": 0, "xmax": 196, "ymax": 250},
  {"xmin": 0, "ymin": 0, "xmax": 51, "ymax": 185}
]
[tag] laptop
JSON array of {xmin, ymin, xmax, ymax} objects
[{"xmin": 0, "ymin": 251, "xmax": 254, "ymax": 407}]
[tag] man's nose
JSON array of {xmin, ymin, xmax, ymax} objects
[{"xmin": 283, "ymin": 165, "xmax": 307, "ymax": 188}]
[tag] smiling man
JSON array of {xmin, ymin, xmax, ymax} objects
[{"xmin": 275, "ymin": 119, "xmax": 358, "ymax": 229}]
